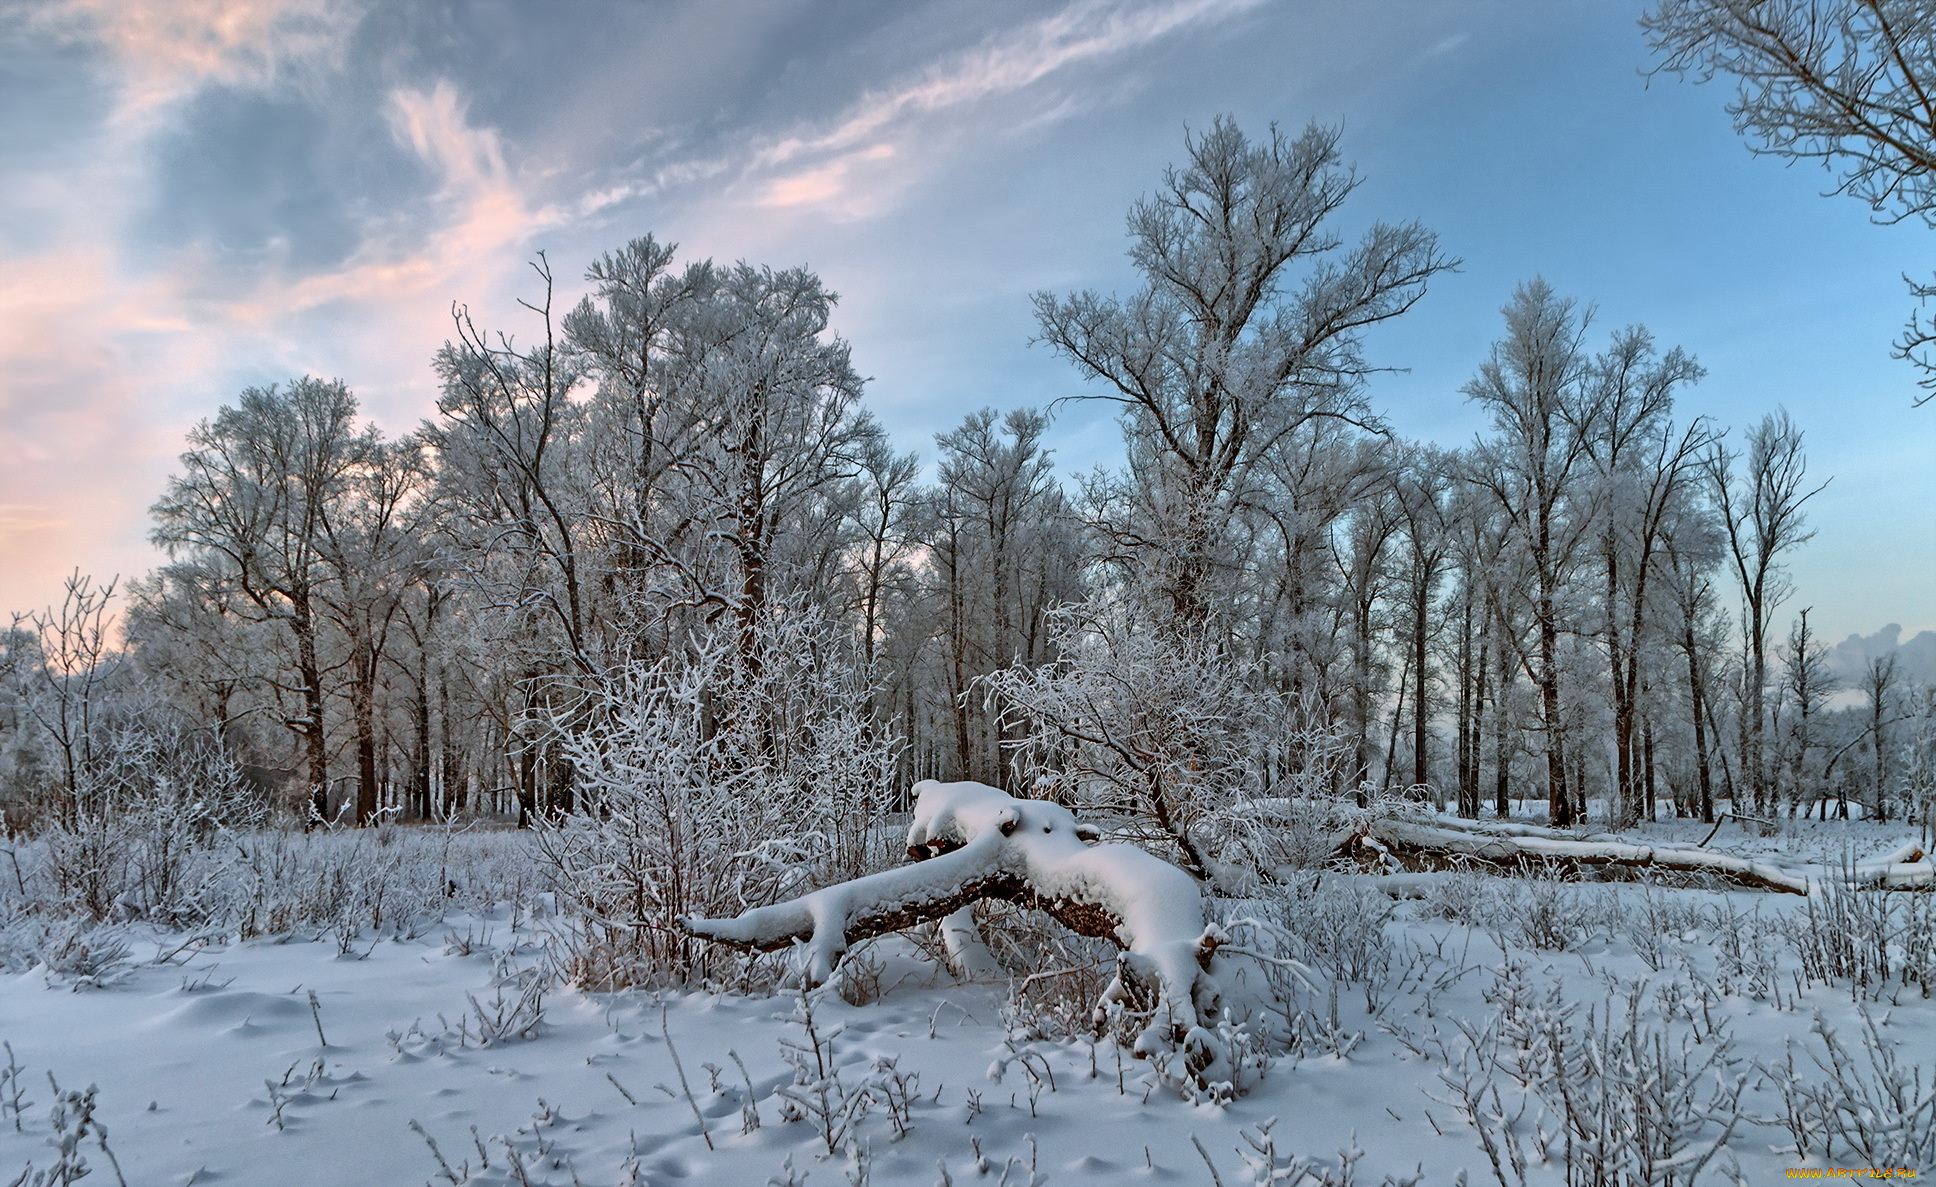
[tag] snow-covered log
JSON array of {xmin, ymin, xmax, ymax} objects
[
  {"xmin": 680, "ymin": 780, "xmax": 1224, "ymax": 1067},
  {"xmin": 1344, "ymin": 816, "xmax": 1936, "ymax": 896},
  {"xmin": 1350, "ymin": 817, "xmax": 1809, "ymax": 894}
]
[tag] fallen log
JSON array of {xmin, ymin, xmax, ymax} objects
[
  {"xmin": 1348, "ymin": 816, "xmax": 1936, "ymax": 895},
  {"xmin": 1347, "ymin": 817, "xmax": 1813, "ymax": 895},
  {"xmin": 680, "ymin": 780, "xmax": 1227, "ymax": 1073}
]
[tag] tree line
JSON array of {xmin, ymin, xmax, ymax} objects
[{"xmin": 3, "ymin": 118, "xmax": 1933, "ymax": 863}]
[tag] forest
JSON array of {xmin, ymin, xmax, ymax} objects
[{"xmin": 5, "ymin": 116, "xmax": 1929, "ymax": 867}]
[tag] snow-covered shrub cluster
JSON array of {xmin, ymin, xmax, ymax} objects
[
  {"xmin": 28, "ymin": 722, "xmax": 261, "ymax": 924},
  {"xmin": 0, "ymin": 817, "xmax": 537, "ymax": 942},
  {"xmin": 1793, "ymin": 878, "xmax": 1936, "ymax": 999},
  {"xmin": 1422, "ymin": 960, "xmax": 1752, "ymax": 1187},
  {"xmin": 1768, "ymin": 1007, "xmax": 1936, "ymax": 1166},
  {"xmin": 537, "ymin": 609, "xmax": 902, "ymax": 989}
]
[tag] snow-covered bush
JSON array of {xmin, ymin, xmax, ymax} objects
[
  {"xmin": 216, "ymin": 825, "xmax": 531, "ymax": 940},
  {"xmin": 0, "ymin": 808, "xmax": 534, "ymax": 942},
  {"xmin": 0, "ymin": 920, "xmax": 131, "ymax": 988},
  {"xmin": 1416, "ymin": 869, "xmax": 1502, "ymax": 927},
  {"xmin": 982, "ymin": 901, "xmax": 1118, "ymax": 1039},
  {"xmin": 1428, "ymin": 962, "xmax": 1749, "ymax": 1187},
  {"xmin": 985, "ymin": 599, "xmax": 1310, "ymax": 881},
  {"xmin": 36, "ymin": 723, "xmax": 262, "ymax": 924},
  {"xmin": 1792, "ymin": 877, "xmax": 1936, "ymax": 998},
  {"xmin": 1764, "ymin": 1006, "xmax": 1936, "ymax": 1166},
  {"xmin": 1500, "ymin": 872, "xmax": 1614, "ymax": 953},
  {"xmin": 1252, "ymin": 879, "xmax": 1396, "ymax": 989},
  {"xmin": 539, "ymin": 608, "xmax": 902, "ymax": 988}
]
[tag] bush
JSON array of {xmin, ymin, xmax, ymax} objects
[{"xmin": 537, "ymin": 608, "xmax": 902, "ymax": 989}]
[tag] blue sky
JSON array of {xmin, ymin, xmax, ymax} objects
[{"xmin": 1, "ymin": 0, "xmax": 1931, "ymax": 645}]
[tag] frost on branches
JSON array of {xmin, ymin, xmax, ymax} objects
[
  {"xmin": 981, "ymin": 602, "xmax": 1313, "ymax": 885},
  {"xmin": 536, "ymin": 608, "xmax": 902, "ymax": 988},
  {"xmin": 682, "ymin": 779, "xmax": 1240, "ymax": 1085}
]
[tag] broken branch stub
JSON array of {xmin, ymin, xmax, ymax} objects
[{"xmin": 679, "ymin": 780, "xmax": 1225, "ymax": 1068}]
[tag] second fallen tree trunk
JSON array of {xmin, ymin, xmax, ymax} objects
[{"xmin": 1345, "ymin": 816, "xmax": 1935, "ymax": 895}]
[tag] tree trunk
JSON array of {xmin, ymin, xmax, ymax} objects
[
  {"xmin": 1493, "ymin": 638, "xmax": 1512, "ymax": 818},
  {"xmin": 292, "ymin": 599, "xmax": 330, "ymax": 826},
  {"xmin": 354, "ymin": 648, "xmax": 380, "ymax": 825},
  {"xmin": 1413, "ymin": 578, "xmax": 1430, "ymax": 793},
  {"xmin": 1539, "ymin": 612, "xmax": 1572, "ymax": 826}
]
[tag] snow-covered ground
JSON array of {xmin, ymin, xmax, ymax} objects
[{"xmin": 3, "ymin": 823, "xmax": 1934, "ymax": 1185}]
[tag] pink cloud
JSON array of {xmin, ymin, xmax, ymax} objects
[
  {"xmin": 25, "ymin": 0, "xmax": 360, "ymax": 131},
  {"xmin": 0, "ymin": 250, "xmax": 191, "ymax": 614}
]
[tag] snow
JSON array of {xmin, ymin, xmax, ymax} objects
[{"xmin": 1, "ymin": 821, "xmax": 1934, "ymax": 1183}]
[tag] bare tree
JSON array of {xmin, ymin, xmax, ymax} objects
[
  {"xmin": 1705, "ymin": 408, "xmax": 1827, "ymax": 815},
  {"xmin": 16, "ymin": 573, "xmax": 119, "ymax": 815},
  {"xmin": 431, "ymin": 256, "xmax": 599, "ymax": 677},
  {"xmin": 1865, "ymin": 652, "xmax": 1902, "ymax": 820},
  {"xmin": 1645, "ymin": 0, "xmax": 1936, "ymax": 398}
]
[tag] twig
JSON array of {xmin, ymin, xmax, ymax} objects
[
  {"xmin": 307, "ymin": 990, "xmax": 329, "ymax": 1048},
  {"xmin": 410, "ymin": 1119, "xmax": 463, "ymax": 1184},
  {"xmin": 1191, "ymin": 1133, "xmax": 1226, "ymax": 1187},
  {"xmin": 660, "ymin": 1002, "xmax": 713, "ymax": 1150},
  {"xmin": 605, "ymin": 1071, "xmax": 639, "ymax": 1106}
]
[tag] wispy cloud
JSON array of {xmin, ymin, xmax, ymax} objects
[
  {"xmin": 257, "ymin": 81, "xmax": 556, "ymax": 318},
  {"xmin": 743, "ymin": 0, "xmax": 1267, "ymax": 215},
  {"xmin": 760, "ymin": 0, "xmax": 1263, "ymax": 169}
]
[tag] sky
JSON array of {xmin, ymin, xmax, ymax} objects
[{"xmin": 1, "ymin": 0, "xmax": 1932, "ymax": 647}]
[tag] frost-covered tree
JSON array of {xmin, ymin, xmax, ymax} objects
[
  {"xmin": 152, "ymin": 378, "xmax": 374, "ymax": 822},
  {"xmin": 1034, "ymin": 117, "xmax": 1450, "ymax": 632},
  {"xmin": 669, "ymin": 262, "xmax": 878, "ymax": 682},
  {"xmin": 1707, "ymin": 408, "xmax": 1825, "ymax": 813},
  {"xmin": 1582, "ymin": 325, "xmax": 1708, "ymax": 824},
  {"xmin": 1462, "ymin": 281, "xmax": 1601, "ymax": 826},
  {"xmin": 1780, "ymin": 606, "xmax": 1838, "ymax": 814},
  {"xmin": 927, "ymin": 407, "xmax": 1082, "ymax": 785},
  {"xmin": 315, "ymin": 436, "xmax": 432, "ymax": 822},
  {"xmin": 1863, "ymin": 653, "xmax": 1901, "ymax": 821},
  {"xmin": 1661, "ymin": 495, "xmax": 1730, "ymax": 822},
  {"xmin": 1391, "ymin": 444, "xmax": 1453, "ymax": 795}
]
